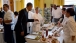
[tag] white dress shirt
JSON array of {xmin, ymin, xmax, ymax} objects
[
  {"xmin": 4, "ymin": 10, "xmax": 14, "ymax": 24},
  {"xmin": 27, "ymin": 11, "xmax": 34, "ymax": 33},
  {"xmin": 4, "ymin": 10, "xmax": 14, "ymax": 30},
  {"xmin": 52, "ymin": 8, "xmax": 62, "ymax": 18},
  {"xmin": 11, "ymin": 16, "xmax": 18, "ymax": 30}
]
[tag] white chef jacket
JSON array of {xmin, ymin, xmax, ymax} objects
[
  {"xmin": 4, "ymin": 10, "xmax": 14, "ymax": 30},
  {"xmin": 57, "ymin": 16, "xmax": 76, "ymax": 43},
  {"xmin": 52, "ymin": 8, "xmax": 62, "ymax": 18},
  {"xmin": 32, "ymin": 13, "xmax": 44, "ymax": 32}
]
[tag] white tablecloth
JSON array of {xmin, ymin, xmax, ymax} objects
[
  {"xmin": 0, "ymin": 32, "xmax": 4, "ymax": 43},
  {"xmin": 26, "ymin": 24, "xmax": 64, "ymax": 43},
  {"xmin": 26, "ymin": 31, "xmax": 64, "ymax": 43}
]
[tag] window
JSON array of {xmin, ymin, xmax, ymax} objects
[
  {"xmin": 64, "ymin": 0, "xmax": 76, "ymax": 5},
  {"xmin": 24, "ymin": 0, "xmax": 34, "ymax": 8}
]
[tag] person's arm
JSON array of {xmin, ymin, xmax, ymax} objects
[{"xmin": 28, "ymin": 19, "xmax": 34, "ymax": 22}]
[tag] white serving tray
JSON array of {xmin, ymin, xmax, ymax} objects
[{"xmin": 26, "ymin": 35, "xmax": 37, "ymax": 40}]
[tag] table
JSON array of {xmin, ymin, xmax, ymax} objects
[
  {"xmin": 0, "ymin": 32, "xmax": 4, "ymax": 43},
  {"xmin": 25, "ymin": 26, "xmax": 64, "ymax": 43}
]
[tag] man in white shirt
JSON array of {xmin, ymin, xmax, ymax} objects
[
  {"xmin": 52, "ymin": 5, "xmax": 62, "ymax": 23},
  {"xmin": 3, "ymin": 4, "xmax": 14, "ymax": 43}
]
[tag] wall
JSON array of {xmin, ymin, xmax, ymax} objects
[
  {"xmin": 0, "ymin": 0, "xmax": 2, "ymax": 8},
  {"xmin": 9, "ymin": 0, "xmax": 14, "ymax": 12},
  {"xmin": 34, "ymin": 0, "xmax": 44, "ymax": 16},
  {"xmin": 44, "ymin": 0, "xmax": 64, "ymax": 8},
  {"xmin": 15, "ymin": 0, "xmax": 24, "ymax": 11},
  {"xmin": 34, "ymin": 0, "xmax": 40, "ymax": 8},
  {"xmin": 44, "ymin": 0, "xmax": 53, "ymax": 8}
]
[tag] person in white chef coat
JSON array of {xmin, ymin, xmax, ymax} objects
[
  {"xmin": 32, "ymin": 7, "xmax": 44, "ymax": 32},
  {"xmin": 57, "ymin": 8, "xmax": 76, "ymax": 43}
]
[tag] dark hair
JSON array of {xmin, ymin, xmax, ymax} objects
[
  {"xmin": 26, "ymin": 3, "xmax": 32, "ymax": 7},
  {"xmin": 66, "ymin": 8, "xmax": 75, "ymax": 16},
  {"xmin": 50, "ymin": 4, "xmax": 53, "ymax": 7},
  {"xmin": 14, "ymin": 11, "xmax": 18, "ymax": 16},
  {"xmin": 62, "ymin": 8, "xmax": 66, "ymax": 11},
  {"xmin": 3, "ymin": 4, "xmax": 9, "ymax": 8},
  {"xmin": 35, "ymin": 7, "xmax": 38, "ymax": 10},
  {"xmin": 57, "ymin": 5, "xmax": 60, "ymax": 7},
  {"xmin": 44, "ymin": 3, "xmax": 46, "ymax": 7}
]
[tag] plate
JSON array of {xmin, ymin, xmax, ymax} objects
[
  {"xmin": 26, "ymin": 35, "xmax": 37, "ymax": 40},
  {"xmin": 42, "ymin": 24, "xmax": 50, "ymax": 27},
  {"xmin": 32, "ymin": 32, "xmax": 38, "ymax": 35}
]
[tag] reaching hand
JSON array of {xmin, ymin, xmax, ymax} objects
[
  {"xmin": 21, "ymin": 31, "xmax": 24, "ymax": 36},
  {"xmin": 57, "ymin": 21, "xmax": 62, "ymax": 27},
  {"xmin": 34, "ymin": 19, "xmax": 39, "ymax": 21}
]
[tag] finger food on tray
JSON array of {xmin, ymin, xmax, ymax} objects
[
  {"xmin": 35, "ymin": 36, "xmax": 40, "ymax": 40},
  {"xmin": 42, "ymin": 38, "xmax": 46, "ymax": 41},
  {"xmin": 48, "ymin": 35, "xmax": 52, "ymax": 39}
]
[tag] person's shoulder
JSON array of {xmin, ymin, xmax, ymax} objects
[
  {"xmin": 19, "ymin": 8, "xmax": 26, "ymax": 12},
  {"xmin": 68, "ymin": 16, "xmax": 75, "ymax": 23},
  {"xmin": 7, "ymin": 10, "xmax": 13, "ymax": 14}
]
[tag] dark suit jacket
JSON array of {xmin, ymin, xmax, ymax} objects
[
  {"xmin": 0, "ymin": 11, "xmax": 5, "ymax": 18},
  {"xmin": 14, "ymin": 8, "xmax": 34, "ymax": 36}
]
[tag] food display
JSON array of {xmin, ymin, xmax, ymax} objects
[
  {"xmin": 53, "ymin": 33, "xmax": 60, "ymax": 37},
  {"xmin": 0, "ymin": 29, "xmax": 3, "ymax": 32},
  {"xmin": 51, "ymin": 39, "xmax": 56, "ymax": 43},
  {"xmin": 42, "ymin": 38, "xmax": 46, "ymax": 41},
  {"xmin": 35, "ymin": 36, "xmax": 40, "ymax": 40},
  {"xmin": 0, "ymin": 25, "xmax": 4, "ymax": 32},
  {"xmin": 48, "ymin": 35, "xmax": 52, "ymax": 39},
  {"xmin": 38, "ymin": 32, "xmax": 42, "ymax": 36},
  {"xmin": 26, "ymin": 23, "xmax": 62, "ymax": 43},
  {"xmin": 41, "ymin": 23, "xmax": 54, "ymax": 30}
]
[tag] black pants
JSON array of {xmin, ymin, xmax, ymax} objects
[
  {"xmin": 15, "ymin": 32, "xmax": 25, "ymax": 43},
  {"xmin": 4, "ymin": 24, "xmax": 14, "ymax": 43}
]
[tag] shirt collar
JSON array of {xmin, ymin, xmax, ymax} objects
[{"xmin": 5, "ymin": 10, "xmax": 10, "ymax": 13}]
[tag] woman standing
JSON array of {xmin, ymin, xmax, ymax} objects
[{"xmin": 57, "ymin": 8, "xmax": 76, "ymax": 43}]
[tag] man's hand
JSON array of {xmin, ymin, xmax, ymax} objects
[
  {"xmin": 34, "ymin": 19, "xmax": 39, "ymax": 21},
  {"xmin": 21, "ymin": 31, "xmax": 24, "ymax": 36},
  {"xmin": 71, "ymin": 36, "xmax": 75, "ymax": 41},
  {"xmin": 57, "ymin": 21, "xmax": 62, "ymax": 27}
]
